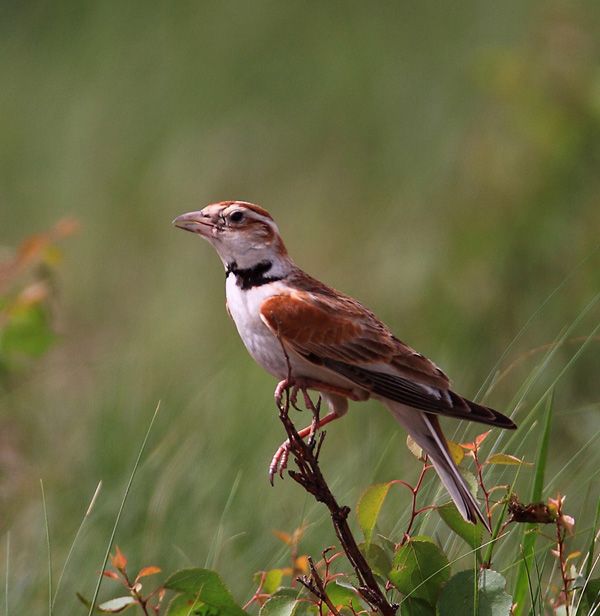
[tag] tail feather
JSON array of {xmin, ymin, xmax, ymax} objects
[
  {"xmin": 386, "ymin": 402, "xmax": 491, "ymax": 533},
  {"xmin": 321, "ymin": 357, "xmax": 516, "ymax": 429}
]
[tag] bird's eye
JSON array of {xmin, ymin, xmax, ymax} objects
[{"xmin": 229, "ymin": 210, "xmax": 244, "ymax": 223}]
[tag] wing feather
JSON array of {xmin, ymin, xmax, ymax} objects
[
  {"xmin": 260, "ymin": 288, "xmax": 516, "ymax": 430},
  {"xmin": 259, "ymin": 289, "xmax": 449, "ymax": 388}
]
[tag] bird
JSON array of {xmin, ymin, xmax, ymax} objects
[{"xmin": 173, "ymin": 200, "xmax": 516, "ymax": 531}]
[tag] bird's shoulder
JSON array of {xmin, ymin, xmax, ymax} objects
[{"xmin": 259, "ymin": 268, "xmax": 450, "ymax": 388}]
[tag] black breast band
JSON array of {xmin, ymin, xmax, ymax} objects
[{"xmin": 225, "ymin": 260, "xmax": 283, "ymax": 290}]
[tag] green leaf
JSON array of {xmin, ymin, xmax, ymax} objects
[
  {"xmin": 357, "ymin": 482, "xmax": 393, "ymax": 546},
  {"xmin": 459, "ymin": 468, "xmax": 479, "ymax": 498},
  {"xmin": 581, "ymin": 578, "xmax": 600, "ymax": 614},
  {"xmin": 325, "ymin": 581, "xmax": 362, "ymax": 610},
  {"xmin": 261, "ymin": 569, "xmax": 285, "ymax": 595},
  {"xmin": 98, "ymin": 596, "xmax": 137, "ymax": 613},
  {"xmin": 399, "ymin": 597, "xmax": 435, "ymax": 616},
  {"xmin": 289, "ymin": 601, "xmax": 318, "ymax": 616},
  {"xmin": 1, "ymin": 304, "xmax": 55, "ymax": 358},
  {"xmin": 166, "ymin": 594, "xmax": 206, "ymax": 616},
  {"xmin": 437, "ymin": 569, "xmax": 512, "ymax": 616},
  {"xmin": 359, "ymin": 542, "xmax": 392, "ymax": 580},
  {"xmin": 258, "ymin": 589, "xmax": 301, "ymax": 616},
  {"xmin": 406, "ymin": 435, "xmax": 425, "ymax": 461},
  {"xmin": 485, "ymin": 453, "xmax": 530, "ymax": 466},
  {"xmin": 164, "ymin": 568, "xmax": 247, "ymax": 616},
  {"xmin": 437, "ymin": 502, "xmax": 483, "ymax": 550},
  {"xmin": 389, "ymin": 536, "xmax": 450, "ymax": 606},
  {"xmin": 447, "ymin": 440, "xmax": 465, "ymax": 466}
]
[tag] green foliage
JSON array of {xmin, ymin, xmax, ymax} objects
[
  {"xmin": 437, "ymin": 569, "xmax": 512, "ymax": 616},
  {"xmin": 0, "ymin": 303, "xmax": 55, "ymax": 360},
  {"xmin": 399, "ymin": 597, "xmax": 435, "ymax": 616},
  {"xmin": 164, "ymin": 569, "xmax": 247, "ymax": 616},
  {"xmin": 580, "ymin": 578, "xmax": 600, "ymax": 614},
  {"xmin": 389, "ymin": 536, "xmax": 450, "ymax": 606},
  {"xmin": 259, "ymin": 570, "xmax": 285, "ymax": 596},
  {"xmin": 323, "ymin": 581, "xmax": 362, "ymax": 611},
  {"xmin": 437, "ymin": 502, "xmax": 483, "ymax": 550},
  {"xmin": 258, "ymin": 589, "xmax": 305, "ymax": 616},
  {"xmin": 358, "ymin": 542, "xmax": 392, "ymax": 580},
  {"xmin": 513, "ymin": 391, "xmax": 554, "ymax": 613},
  {"xmin": 357, "ymin": 482, "xmax": 393, "ymax": 546},
  {"xmin": 2, "ymin": 3, "xmax": 600, "ymax": 613}
]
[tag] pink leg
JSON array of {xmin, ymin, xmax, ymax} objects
[
  {"xmin": 269, "ymin": 411, "xmax": 341, "ymax": 484},
  {"xmin": 274, "ymin": 377, "xmax": 367, "ymax": 408}
]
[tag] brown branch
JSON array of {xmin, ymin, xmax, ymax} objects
[
  {"xmin": 274, "ymin": 341, "xmax": 396, "ymax": 616},
  {"xmin": 399, "ymin": 462, "xmax": 432, "ymax": 546},
  {"xmin": 297, "ymin": 556, "xmax": 342, "ymax": 616}
]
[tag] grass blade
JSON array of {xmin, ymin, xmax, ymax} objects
[
  {"xmin": 52, "ymin": 481, "xmax": 102, "ymax": 611},
  {"xmin": 87, "ymin": 401, "xmax": 160, "ymax": 615},
  {"xmin": 474, "ymin": 244, "xmax": 600, "ymax": 403},
  {"xmin": 40, "ymin": 480, "xmax": 52, "ymax": 616},
  {"xmin": 4, "ymin": 532, "xmax": 9, "ymax": 616},
  {"xmin": 513, "ymin": 390, "xmax": 553, "ymax": 614},
  {"xmin": 586, "ymin": 498, "xmax": 600, "ymax": 583}
]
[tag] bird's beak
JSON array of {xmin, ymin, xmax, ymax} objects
[{"xmin": 172, "ymin": 211, "xmax": 214, "ymax": 237}]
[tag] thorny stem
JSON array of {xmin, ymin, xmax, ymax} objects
[
  {"xmin": 297, "ymin": 556, "xmax": 342, "ymax": 616},
  {"xmin": 553, "ymin": 500, "xmax": 572, "ymax": 616},
  {"xmin": 243, "ymin": 572, "xmax": 270, "ymax": 610},
  {"xmin": 121, "ymin": 570, "xmax": 151, "ymax": 616},
  {"xmin": 473, "ymin": 449, "xmax": 493, "ymax": 531},
  {"xmin": 399, "ymin": 462, "xmax": 432, "ymax": 546},
  {"xmin": 557, "ymin": 524, "xmax": 570, "ymax": 616},
  {"xmin": 275, "ymin": 337, "xmax": 396, "ymax": 616}
]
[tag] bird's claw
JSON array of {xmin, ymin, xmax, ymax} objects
[
  {"xmin": 269, "ymin": 440, "xmax": 291, "ymax": 485},
  {"xmin": 274, "ymin": 378, "xmax": 302, "ymax": 412}
]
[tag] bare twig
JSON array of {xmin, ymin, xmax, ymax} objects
[
  {"xmin": 274, "ymin": 337, "xmax": 396, "ymax": 616},
  {"xmin": 297, "ymin": 556, "xmax": 342, "ymax": 616},
  {"xmin": 398, "ymin": 462, "xmax": 433, "ymax": 546}
]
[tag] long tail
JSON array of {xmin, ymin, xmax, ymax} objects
[{"xmin": 386, "ymin": 401, "xmax": 491, "ymax": 532}]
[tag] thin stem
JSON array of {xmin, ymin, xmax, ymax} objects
[
  {"xmin": 555, "ymin": 519, "xmax": 571, "ymax": 615},
  {"xmin": 40, "ymin": 480, "xmax": 52, "ymax": 616},
  {"xmin": 121, "ymin": 570, "xmax": 150, "ymax": 616},
  {"xmin": 298, "ymin": 556, "xmax": 341, "ymax": 616},
  {"xmin": 400, "ymin": 463, "xmax": 431, "ymax": 545},
  {"xmin": 473, "ymin": 450, "xmax": 492, "ymax": 530},
  {"xmin": 87, "ymin": 402, "xmax": 160, "ymax": 616},
  {"xmin": 275, "ymin": 336, "xmax": 395, "ymax": 614},
  {"xmin": 52, "ymin": 481, "xmax": 102, "ymax": 610},
  {"xmin": 4, "ymin": 532, "xmax": 9, "ymax": 616}
]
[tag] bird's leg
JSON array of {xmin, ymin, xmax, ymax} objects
[
  {"xmin": 270, "ymin": 378, "xmax": 362, "ymax": 483},
  {"xmin": 274, "ymin": 376, "xmax": 367, "ymax": 408},
  {"xmin": 269, "ymin": 410, "xmax": 341, "ymax": 485},
  {"xmin": 299, "ymin": 389, "xmax": 322, "ymax": 446}
]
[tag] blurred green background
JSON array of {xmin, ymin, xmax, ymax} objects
[{"xmin": 1, "ymin": 1, "xmax": 599, "ymax": 611}]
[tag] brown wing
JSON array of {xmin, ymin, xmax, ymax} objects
[
  {"xmin": 259, "ymin": 284, "xmax": 450, "ymax": 389},
  {"xmin": 259, "ymin": 281, "xmax": 516, "ymax": 430}
]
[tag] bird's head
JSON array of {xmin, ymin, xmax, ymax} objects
[{"xmin": 173, "ymin": 201, "xmax": 290, "ymax": 271}]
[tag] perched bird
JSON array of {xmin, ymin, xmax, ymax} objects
[{"xmin": 174, "ymin": 201, "xmax": 516, "ymax": 531}]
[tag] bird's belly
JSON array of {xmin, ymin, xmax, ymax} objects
[
  {"xmin": 226, "ymin": 280, "xmax": 290, "ymax": 378},
  {"xmin": 238, "ymin": 323, "xmax": 289, "ymax": 378}
]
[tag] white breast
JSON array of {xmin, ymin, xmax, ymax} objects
[
  {"xmin": 224, "ymin": 276, "xmax": 358, "ymax": 392},
  {"xmin": 225, "ymin": 276, "xmax": 290, "ymax": 378}
]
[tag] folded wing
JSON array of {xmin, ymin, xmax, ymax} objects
[{"xmin": 260, "ymin": 289, "xmax": 515, "ymax": 429}]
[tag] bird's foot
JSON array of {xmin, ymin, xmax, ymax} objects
[
  {"xmin": 274, "ymin": 377, "xmax": 365, "ymax": 411},
  {"xmin": 274, "ymin": 378, "xmax": 300, "ymax": 411},
  {"xmin": 268, "ymin": 409, "xmax": 340, "ymax": 484},
  {"xmin": 269, "ymin": 440, "xmax": 291, "ymax": 485}
]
